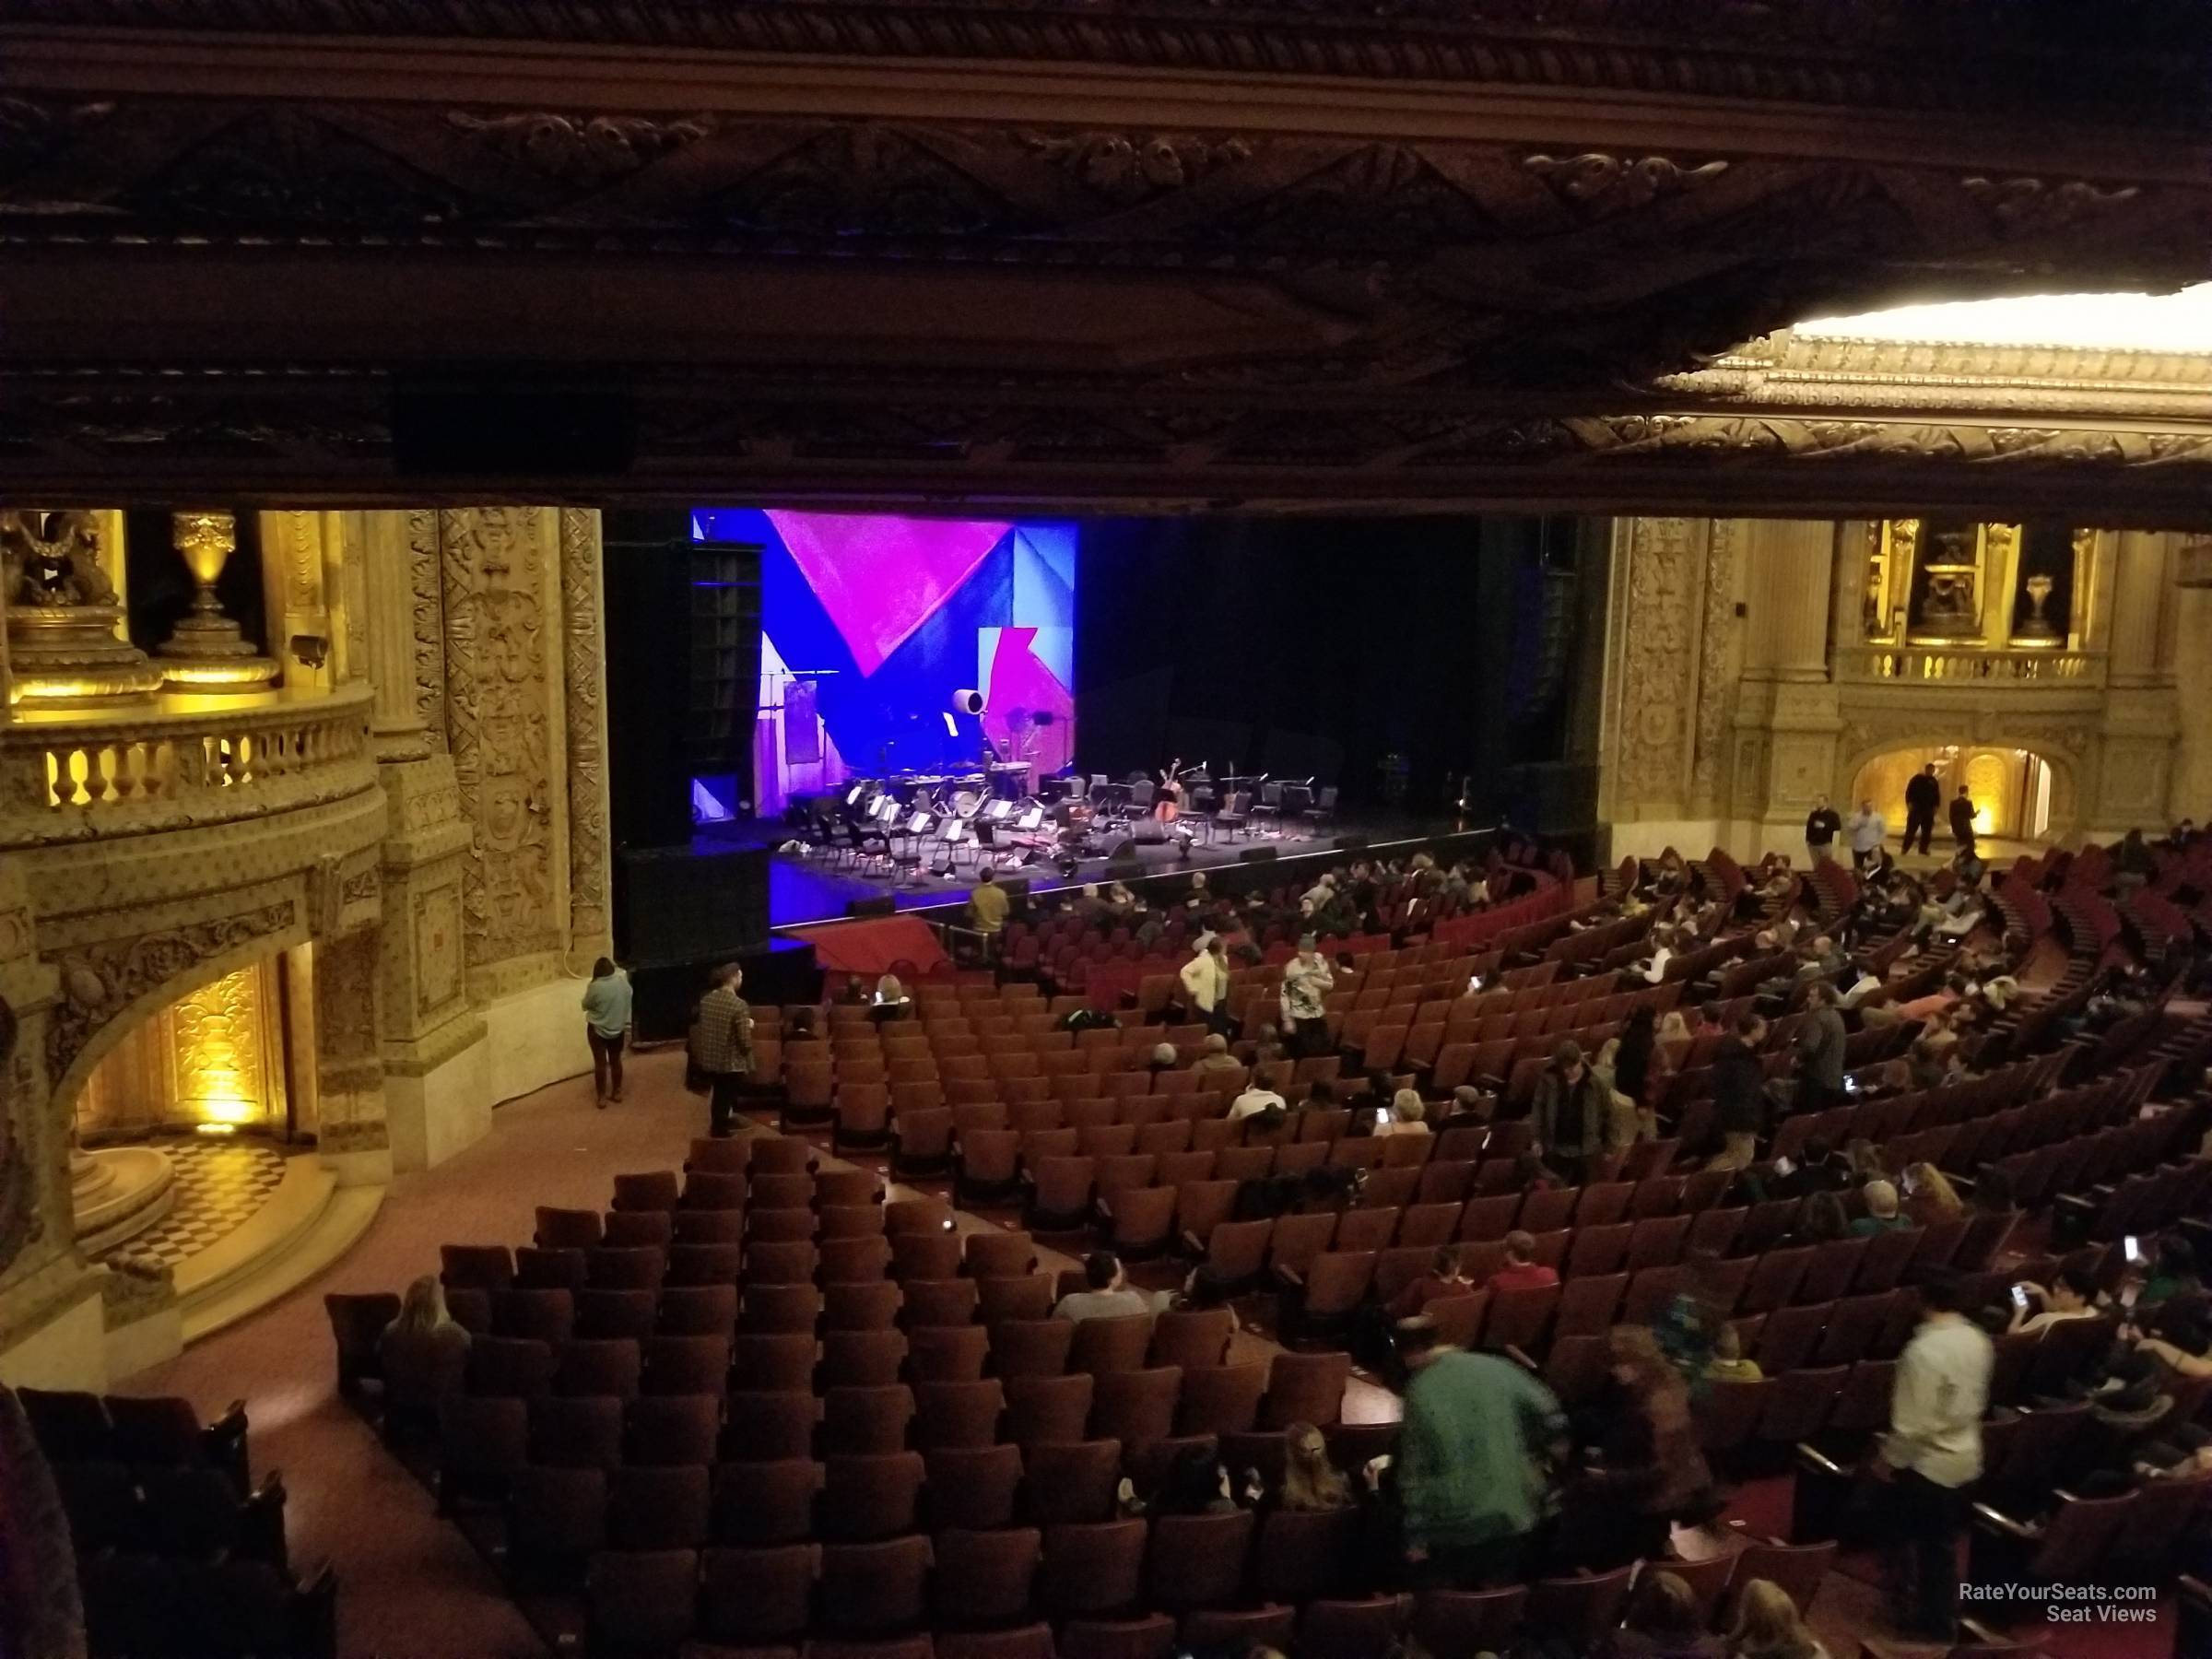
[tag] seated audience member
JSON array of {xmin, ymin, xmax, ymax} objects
[
  {"xmin": 1191, "ymin": 1032, "xmax": 1244, "ymax": 1078},
  {"xmin": 1789, "ymin": 1191, "xmax": 1850, "ymax": 1248},
  {"xmin": 1392, "ymin": 1245, "xmax": 1477, "ymax": 1320},
  {"xmin": 2007, "ymin": 1266, "xmax": 2103, "ymax": 1335},
  {"xmin": 785, "ymin": 1006, "xmax": 819, "ymax": 1041},
  {"xmin": 1053, "ymin": 1253, "xmax": 1153, "ymax": 1322},
  {"xmin": 1149, "ymin": 1443, "xmax": 1241, "ymax": 1515},
  {"xmin": 1278, "ymin": 1421, "xmax": 1353, "ymax": 1512},
  {"xmin": 1770, "ymin": 1136, "xmax": 1848, "ymax": 1200},
  {"xmin": 1229, "ymin": 1077, "xmax": 1288, "ymax": 1124},
  {"xmin": 1147, "ymin": 1041, "xmax": 1179, "ymax": 1075},
  {"xmin": 1249, "ymin": 1023, "xmax": 1287, "ymax": 1065},
  {"xmin": 1841, "ymin": 1139, "xmax": 1889, "ymax": 1182},
  {"xmin": 1849, "ymin": 1179, "xmax": 1909, "ymax": 1236},
  {"xmin": 1158, "ymin": 1265, "xmax": 1241, "ymax": 1333},
  {"xmin": 1609, "ymin": 1569, "xmax": 1724, "ymax": 1659},
  {"xmin": 381, "ymin": 1275, "xmax": 471, "ymax": 1425},
  {"xmin": 1374, "ymin": 1088, "xmax": 1431, "ymax": 1138},
  {"xmin": 1653, "ymin": 1253, "xmax": 1724, "ymax": 1385},
  {"xmin": 1902, "ymin": 1161, "xmax": 1962, "ymax": 1224},
  {"xmin": 1484, "ymin": 1230, "xmax": 1559, "ymax": 1292},
  {"xmin": 1901, "ymin": 1036, "xmax": 1956, "ymax": 1090},
  {"xmin": 2140, "ymin": 1237, "xmax": 2203, "ymax": 1309},
  {"xmin": 1704, "ymin": 1324, "xmax": 1762, "ymax": 1383},
  {"xmin": 1726, "ymin": 1579, "xmax": 1830, "ymax": 1659},
  {"xmin": 1439, "ymin": 1086, "xmax": 1490, "ymax": 1130}
]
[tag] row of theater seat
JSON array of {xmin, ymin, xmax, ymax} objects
[{"xmin": 18, "ymin": 1388, "xmax": 335, "ymax": 1659}]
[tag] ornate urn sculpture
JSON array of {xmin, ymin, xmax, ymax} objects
[
  {"xmin": 157, "ymin": 511, "xmax": 279, "ymax": 690},
  {"xmin": 0, "ymin": 509, "xmax": 164, "ymax": 710},
  {"xmin": 2014, "ymin": 572, "xmax": 2062, "ymax": 644}
]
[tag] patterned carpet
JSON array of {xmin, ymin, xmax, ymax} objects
[{"xmin": 96, "ymin": 1137, "xmax": 288, "ymax": 1268}]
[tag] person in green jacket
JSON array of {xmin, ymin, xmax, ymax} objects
[{"xmin": 1394, "ymin": 1316, "xmax": 1567, "ymax": 1588}]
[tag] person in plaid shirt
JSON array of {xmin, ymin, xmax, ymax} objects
[{"xmin": 688, "ymin": 963, "xmax": 755, "ymax": 1138}]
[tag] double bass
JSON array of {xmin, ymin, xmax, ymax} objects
[{"xmin": 1154, "ymin": 759, "xmax": 1183, "ymax": 824}]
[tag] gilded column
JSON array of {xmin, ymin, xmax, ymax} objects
[
  {"xmin": 256, "ymin": 510, "xmax": 332, "ymax": 692},
  {"xmin": 2093, "ymin": 529, "xmax": 2183, "ymax": 832},
  {"xmin": 559, "ymin": 509, "xmax": 614, "ymax": 962},
  {"xmin": 360, "ymin": 511, "xmax": 445, "ymax": 761},
  {"xmin": 2172, "ymin": 555, "xmax": 2212, "ymax": 819},
  {"xmin": 2106, "ymin": 531, "xmax": 2171, "ymax": 687},
  {"xmin": 1735, "ymin": 519, "xmax": 1841, "ymax": 832},
  {"xmin": 1743, "ymin": 520, "xmax": 1834, "ymax": 680}
]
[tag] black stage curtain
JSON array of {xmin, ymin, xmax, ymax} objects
[{"xmin": 1076, "ymin": 516, "xmax": 1580, "ymax": 818}]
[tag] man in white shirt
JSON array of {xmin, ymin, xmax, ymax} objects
[
  {"xmin": 1053, "ymin": 1252, "xmax": 1154, "ymax": 1322},
  {"xmin": 1878, "ymin": 1276, "xmax": 1993, "ymax": 1640},
  {"xmin": 1279, "ymin": 935, "xmax": 1335, "ymax": 1057},
  {"xmin": 1847, "ymin": 800, "xmax": 1888, "ymax": 872},
  {"xmin": 1179, "ymin": 934, "xmax": 1233, "ymax": 1034},
  {"xmin": 1228, "ymin": 1079, "xmax": 1287, "ymax": 1124}
]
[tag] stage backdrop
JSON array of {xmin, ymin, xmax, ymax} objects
[{"xmin": 693, "ymin": 508, "xmax": 1077, "ymax": 816}]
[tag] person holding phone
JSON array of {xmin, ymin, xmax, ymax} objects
[
  {"xmin": 2005, "ymin": 1266, "xmax": 2100, "ymax": 1335},
  {"xmin": 1373, "ymin": 1088, "xmax": 1431, "ymax": 1139}
]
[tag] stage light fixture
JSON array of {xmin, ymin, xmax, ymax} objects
[{"xmin": 950, "ymin": 688, "xmax": 985, "ymax": 715}]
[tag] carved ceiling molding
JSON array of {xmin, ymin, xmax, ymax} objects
[
  {"xmin": 6, "ymin": 1, "xmax": 2207, "ymax": 124},
  {"xmin": 1661, "ymin": 329, "xmax": 2212, "ymax": 419},
  {"xmin": 6, "ymin": 368, "xmax": 2212, "ymax": 519}
]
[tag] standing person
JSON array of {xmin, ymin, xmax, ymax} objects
[
  {"xmin": 1878, "ymin": 1276, "xmax": 1992, "ymax": 1641},
  {"xmin": 1902, "ymin": 763, "xmax": 1941, "ymax": 856},
  {"xmin": 581, "ymin": 954, "xmax": 633, "ymax": 1107},
  {"xmin": 1947, "ymin": 784, "xmax": 1976, "ymax": 853},
  {"xmin": 1707, "ymin": 1012, "xmax": 1770, "ymax": 1170},
  {"xmin": 1846, "ymin": 800, "xmax": 1887, "ymax": 872},
  {"xmin": 1394, "ymin": 1316, "xmax": 1565, "ymax": 1588},
  {"xmin": 1279, "ymin": 934, "xmax": 1335, "ymax": 1058},
  {"xmin": 968, "ymin": 866, "xmax": 1010, "ymax": 943},
  {"xmin": 1566, "ymin": 1326, "xmax": 1713, "ymax": 1569},
  {"xmin": 1804, "ymin": 794, "xmax": 1842, "ymax": 865},
  {"xmin": 1532, "ymin": 1039, "xmax": 1607, "ymax": 1186},
  {"xmin": 1180, "ymin": 933, "xmax": 1233, "ymax": 1034},
  {"xmin": 1793, "ymin": 982, "xmax": 1847, "ymax": 1114},
  {"xmin": 688, "ymin": 962, "xmax": 754, "ymax": 1139}
]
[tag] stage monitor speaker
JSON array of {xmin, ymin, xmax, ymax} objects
[
  {"xmin": 616, "ymin": 845, "xmax": 771, "ymax": 969},
  {"xmin": 1238, "ymin": 846, "xmax": 1278, "ymax": 865},
  {"xmin": 1106, "ymin": 839, "xmax": 1140, "ymax": 865},
  {"xmin": 1333, "ymin": 833, "xmax": 1370, "ymax": 852},
  {"xmin": 846, "ymin": 896, "xmax": 898, "ymax": 919},
  {"xmin": 1132, "ymin": 821, "xmax": 1170, "ymax": 845}
]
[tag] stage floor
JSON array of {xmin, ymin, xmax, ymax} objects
[{"xmin": 700, "ymin": 812, "xmax": 1484, "ymax": 928}]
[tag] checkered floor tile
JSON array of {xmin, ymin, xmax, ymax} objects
[{"xmin": 98, "ymin": 1137, "xmax": 288, "ymax": 1268}]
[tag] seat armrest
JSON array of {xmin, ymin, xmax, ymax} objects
[
  {"xmin": 1970, "ymin": 1501, "xmax": 2041, "ymax": 1541},
  {"xmin": 1502, "ymin": 1345, "xmax": 1539, "ymax": 1373},
  {"xmin": 1794, "ymin": 1443, "xmax": 1847, "ymax": 1477}
]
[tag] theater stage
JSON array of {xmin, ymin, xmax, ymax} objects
[{"xmin": 698, "ymin": 813, "xmax": 1498, "ymax": 929}]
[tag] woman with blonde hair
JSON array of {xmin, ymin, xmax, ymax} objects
[
  {"xmin": 1725, "ymin": 1579, "xmax": 1829, "ymax": 1659},
  {"xmin": 1902, "ymin": 1160, "xmax": 1961, "ymax": 1225},
  {"xmin": 380, "ymin": 1273, "xmax": 471, "ymax": 1429},
  {"xmin": 1373, "ymin": 1088, "xmax": 1430, "ymax": 1138},
  {"xmin": 1277, "ymin": 1420, "xmax": 1351, "ymax": 1512}
]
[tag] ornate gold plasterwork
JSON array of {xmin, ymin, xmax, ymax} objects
[
  {"xmin": 405, "ymin": 509, "xmax": 447, "ymax": 744},
  {"xmin": 1689, "ymin": 518, "xmax": 1736, "ymax": 816},
  {"xmin": 558, "ymin": 508, "xmax": 611, "ymax": 959},
  {"xmin": 45, "ymin": 900, "xmax": 299, "ymax": 1092},
  {"xmin": 439, "ymin": 508, "xmax": 561, "ymax": 975},
  {"xmin": 1610, "ymin": 517, "xmax": 1703, "ymax": 813},
  {"xmin": 412, "ymin": 883, "xmax": 462, "ymax": 1018},
  {"xmin": 0, "ymin": 995, "xmax": 34, "ymax": 1277}
]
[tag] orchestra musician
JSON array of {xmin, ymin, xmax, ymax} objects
[{"xmin": 1155, "ymin": 759, "xmax": 1183, "ymax": 824}]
